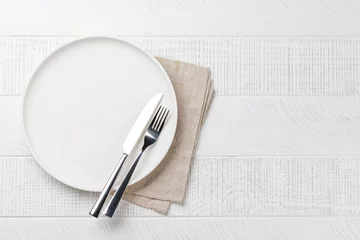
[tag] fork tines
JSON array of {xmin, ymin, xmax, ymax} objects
[{"xmin": 151, "ymin": 106, "xmax": 170, "ymax": 132}]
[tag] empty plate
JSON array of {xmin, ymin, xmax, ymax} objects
[{"xmin": 22, "ymin": 37, "xmax": 178, "ymax": 192}]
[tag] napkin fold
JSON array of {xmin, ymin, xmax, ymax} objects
[{"xmin": 123, "ymin": 58, "xmax": 214, "ymax": 214}]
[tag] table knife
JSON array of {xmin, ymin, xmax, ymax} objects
[{"xmin": 89, "ymin": 93, "xmax": 163, "ymax": 218}]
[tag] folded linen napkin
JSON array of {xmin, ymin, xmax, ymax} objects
[{"xmin": 122, "ymin": 57, "xmax": 214, "ymax": 214}]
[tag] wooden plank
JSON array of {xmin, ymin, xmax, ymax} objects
[
  {"xmin": 1, "ymin": 0, "xmax": 360, "ymax": 36},
  {"xmin": 1, "ymin": 157, "xmax": 359, "ymax": 217},
  {"xmin": 1, "ymin": 37, "xmax": 360, "ymax": 96},
  {"xmin": 3, "ymin": 96, "xmax": 360, "ymax": 156},
  {"xmin": 0, "ymin": 217, "xmax": 360, "ymax": 240},
  {"xmin": 0, "ymin": 97, "xmax": 30, "ymax": 156},
  {"xmin": 197, "ymin": 96, "xmax": 360, "ymax": 155}
]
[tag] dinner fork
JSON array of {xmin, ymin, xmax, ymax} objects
[{"xmin": 103, "ymin": 106, "xmax": 170, "ymax": 217}]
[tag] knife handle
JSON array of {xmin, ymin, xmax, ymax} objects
[
  {"xmin": 103, "ymin": 150, "xmax": 143, "ymax": 217},
  {"xmin": 89, "ymin": 153, "xmax": 128, "ymax": 218}
]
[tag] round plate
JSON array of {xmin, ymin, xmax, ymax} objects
[{"xmin": 22, "ymin": 37, "xmax": 178, "ymax": 192}]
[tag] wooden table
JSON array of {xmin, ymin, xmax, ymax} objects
[{"xmin": 1, "ymin": 1, "xmax": 360, "ymax": 239}]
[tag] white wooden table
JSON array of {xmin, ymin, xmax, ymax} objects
[{"xmin": 1, "ymin": 1, "xmax": 360, "ymax": 239}]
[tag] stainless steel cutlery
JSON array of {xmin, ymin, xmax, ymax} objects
[
  {"xmin": 89, "ymin": 93, "xmax": 163, "ymax": 218},
  {"xmin": 103, "ymin": 106, "xmax": 170, "ymax": 217}
]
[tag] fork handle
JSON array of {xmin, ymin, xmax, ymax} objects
[
  {"xmin": 89, "ymin": 153, "xmax": 128, "ymax": 218},
  {"xmin": 103, "ymin": 150, "xmax": 144, "ymax": 217}
]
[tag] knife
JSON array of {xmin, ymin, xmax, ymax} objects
[{"xmin": 89, "ymin": 93, "xmax": 163, "ymax": 218}]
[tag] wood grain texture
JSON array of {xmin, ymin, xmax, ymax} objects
[
  {"xmin": 1, "ymin": 37, "xmax": 360, "ymax": 96},
  {"xmin": 1, "ymin": 157, "xmax": 360, "ymax": 217},
  {"xmin": 1, "ymin": 0, "xmax": 360, "ymax": 35},
  {"xmin": 1, "ymin": 217, "xmax": 360, "ymax": 240},
  {"xmin": 0, "ymin": 97, "xmax": 30, "ymax": 156},
  {"xmin": 197, "ymin": 96, "xmax": 360, "ymax": 155}
]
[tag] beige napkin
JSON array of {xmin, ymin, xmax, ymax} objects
[{"xmin": 122, "ymin": 58, "xmax": 214, "ymax": 214}]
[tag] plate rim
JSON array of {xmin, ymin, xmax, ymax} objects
[{"xmin": 21, "ymin": 36, "xmax": 178, "ymax": 192}]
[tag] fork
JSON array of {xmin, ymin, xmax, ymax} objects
[{"xmin": 102, "ymin": 106, "xmax": 170, "ymax": 217}]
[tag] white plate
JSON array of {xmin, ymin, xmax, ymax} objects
[{"xmin": 22, "ymin": 37, "xmax": 178, "ymax": 192}]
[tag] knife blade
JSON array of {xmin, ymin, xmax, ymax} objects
[
  {"xmin": 123, "ymin": 92, "xmax": 163, "ymax": 154},
  {"xmin": 89, "ymin": 93, "xmax": 163, "ymax": 218}
]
